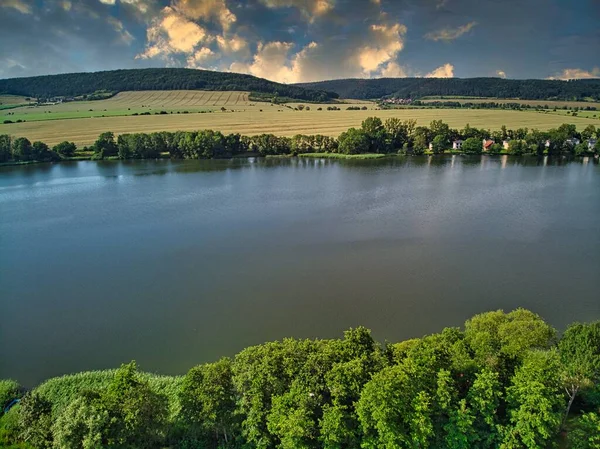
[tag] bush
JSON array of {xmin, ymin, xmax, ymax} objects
[
  {"xmin": 568, "ymin": 412, "xmax": 600, "ymax": 449},
  {"xmin": 0, "ymin": 380, "xmax": 21, "ymax": 413},
  {"xmin": 0, "ymin": 406, "xmax": 22, "ymax": 447},
  {"xmin": 18, "ymin": 393, "xmax": 53, "ymax": 449},
  {"xmin": 52, "ymin": 141, "xmax": 77, "ymax": 158}
]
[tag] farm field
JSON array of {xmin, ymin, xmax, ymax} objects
[
  {"xmin": 0, "ymin": 94, "xmax": 33, "ymax": 110},
  {"xmin": 1, "ymin": 91, "xmax": 598, "ymax": 147},
  {"xmin": 1, "ymin": 90, "xmax": 377, "ymax": 123},
  {"xmin": 0, "ymin": 90, "xmax": 259, "ymax": 122},
  {"xmin": 420, "ymin": 97, "xmax": 600, "ymax": 109}
]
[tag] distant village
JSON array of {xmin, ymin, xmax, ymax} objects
[{"xmin": 432, "ymin": 137, "xmax": 597, "ymax": 152}]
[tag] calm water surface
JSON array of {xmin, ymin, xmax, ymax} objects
[{"xmin": 1, "ymin": 156, "xmax": 599, "ymax": 386}]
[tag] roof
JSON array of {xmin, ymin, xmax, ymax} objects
[{"xmin": 483, "ymin": 139, "xmax": 494, "ymax": 148}]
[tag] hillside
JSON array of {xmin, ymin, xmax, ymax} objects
[
  {"xmin": 296, "ymin": 77, "xmax": 600, "ymax": 100},
  {"xmin": 0, "ymin": 68, "xmax": 338, "ymax": 103}
]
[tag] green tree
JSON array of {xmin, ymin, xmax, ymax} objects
[
  {"xmin": 384, "ymin": 118, "xmax": 406, "ymax": 150},
  {"xmin": 233, "ymin": 339, "xmax": 319, "ymax": 449},
  {"xmin": 507, "ymin": 140, "xmax": 525, "ymax": 156},
  {"xmin": 488, "ymin": 143, "xmax": 503, "ymax": 154},
  {"xmin": 502, "ymin": 350, "xmax": 564, "ymax": 449},
  {"xmin": 444, "ymin": 399, "xmax": 476, "ymax": 449},
  {"xmin": 582, "ymin": 125, "xmax": 596, "ymax": 140},
  {"xmin": 267, "ymin": 381, "xmax": 321, "ymax": 449},
  {"xmin": 468, "ymin": 369, "xmax": 502, "ymax": 448},
  {"xmin": 559, "ymin": 321, "xmax": 600, "ymax": 423},
  {"xmin": 92, "ymin": 132, "xmax": 118, "ymax": 159},
  {"xmin": 0, "ymin": 134, "xmax": 11, "ymax": 162},
  {"xmin": 52, "ymin": 391, "xmax": 111, "ymax": 449},
  {"xmin": 338, "ymin": 128, "xmax": 369, "ymax": 155},
  {"xmin": 461, "ymin": 137, "xmax": 482, "ymax": 154},
  {"xmin": 464, "ymin": 309, "xmax": 556, "ymax": 368},
  {"xmin": 53, "ymin": 141, "xmax": 77, "ymax": 158},
  {"xmin": 430, "ymin": 120, "xmax": 451, "ymax": 143},
  {"xmin": 412, "ymin": 127, "xmax": 430, "ymax": 155},
  {"xmin": 18, "ymin": 393, "xmax": 53, "ymax": 449},
  {"xmin": 11, "ymin": 137, "xmax": 33, "ymax": 161},
  {"xmin": 180, "ymin": 358, "xmax": 238, "ymax": 447},
  {"xmin": 361, "ymin": 117, "xmax": 387, "ymax": 153},
  {"xmin": 568, "ymin": 412, "xmax": 600, "ymax": 449},
  {"xmin": 0, "ymin": 380, "xmax": 21, "ymax": 413},
  {"xmin": 31, "ymin": 141, "xmax": 59, "ymax": 161},
  {"xmin": 431, "ymin": 135, "xmax": 448, "ymax": 154},
  {"xmin": 103, "ymin": 361, "xmax": 168, "ymax": 449}
]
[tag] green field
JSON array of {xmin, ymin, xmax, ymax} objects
[{"xmin": 1, "ymin": 91, "xmax": 598, "ymax": 147}]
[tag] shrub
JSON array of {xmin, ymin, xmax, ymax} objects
[
  {"xmin": 0, "ymin": 380, "xmax": 21, "ymax": 413},
  {"xmin": 18, "ymin": 393, "xmax": 53, "ymax": 449}
]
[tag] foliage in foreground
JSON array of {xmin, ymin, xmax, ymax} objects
[{"xmin": 1, "ymin": 309, "xmax": 599, "ymax": 449}]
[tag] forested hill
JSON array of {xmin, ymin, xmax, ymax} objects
[
  {"xmin": 296, "ymin": 77, "xmax": 600, "ymax": 100},
  {"xmin": 0, "ymin": 68, "xmax": 338, "ymax": 102}
]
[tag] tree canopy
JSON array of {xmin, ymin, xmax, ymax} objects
[
  {"xmin": 1, "ymin": 310, "xmax": 598, "ymax": 449},
  {"xmin": 297, "ymin": 77, "xmax": 600, "ymax": 101}
]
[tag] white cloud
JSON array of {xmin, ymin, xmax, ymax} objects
[
  {"xmin": 259, "ymin": 0, "xmax": 334, "ymax": 21},
  {"xmin": 547, "ymin": 67, "xmax": 600, "ymax": 80},
  {"xmin": 380, "ymin": 62, "xmax": 407, "ymax": 78},
  {"xmin": 108, "ymin": 16, "xmax": 135, "ymax": 45},
  {"xmin": 357, "ymin": 23, "xmax": 407, "ymax": 75},
  {"xmin": 231, "ymin": 41, "xmax": 296, "ymax": 83},
  {"xmin": 137, "ymin": 6, "xmax": 212, "ymax": 59},
  {"xmin": 426, "ymin": 63, "xmax": 454, "ymax": 78},
  {"xmin": 0, "ymin": 58, "xmax": 27, "ymax": 78},
  {"xmin": 120, "ymin": 0, "xmax": 154, "ymax": 14},
  {"xmin": 217, "ymin": 35, "xmax": 248, "ymax": 54},
  {"xmin": 496, "ymin": 70, "xmax": 507, "ymax": 79},
  {"xmin": 2, "ymin": 0, "xmax": 33, "ymax": 14},
  {"xmin": 186, "ymin": 47, "xmax": 216, "ymax": 68},
  {"xmin": 99, "ymin": 0, "xmax": 116, "ymax": 4},
  {"xmin": 425, "ymin": 22, "xmax": 477, "ymax": 41},
  {"xmin": 174, "ymin": 0, "xmax": 236, "ymax": 30}
]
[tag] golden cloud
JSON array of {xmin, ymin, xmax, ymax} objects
[
  {"xmin": 547, "ymin": 68, "xmax": 600, "ymax": 80},
  {"xmin": 426, "ymin": 63, "xmax": 454, "ymax": 78},
  {"xmin": 425, "ymin": 21, "xmax": 477, "ymax": 41}
]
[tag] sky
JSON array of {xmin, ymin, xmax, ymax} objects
[{"xmin": 0, "ymin": 0, "xmax": 599, "ymax": 82}]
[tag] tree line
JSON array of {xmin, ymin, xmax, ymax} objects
[
  {"xmin": 296, "ymin": 77, "xmax": 600, "ymax": 101},
  {"xmin": 2, "ymin": 120, "xmax": 599, "ymax": 165},
  {"xmin": 1, "ymin": 309, "xmax": 599, "ymax": 449},
  {"xmin": 409, "ymin": 100, "xmax": 599, "ymax": 111},
  {"xmin": 0, "ymin": 69, "xmax": 338, "ymax": 103}
]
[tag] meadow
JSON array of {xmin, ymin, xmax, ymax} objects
[{"xmin": 1, "ymin": 91, "xmax": 598, "ymax": 146}]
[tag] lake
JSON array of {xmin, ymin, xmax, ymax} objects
[{"xmin": 1, "ymin": 156, "xmax": 599, "ymax": 386}]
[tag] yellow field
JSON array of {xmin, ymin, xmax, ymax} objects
[
  {"xmin": 2, "ymin": 102, "xmax": 598, "ymax": 147},
  {"xmin": 420, "ymin": 98, "xmax": 600, "ymax": 109},
  {"xmin": 103, "ymin": 90, "xmax": 251, "ymax": 107},
  {"xmin": 0, "ymin": 95, "xmax": 31, "ymax": 106}
]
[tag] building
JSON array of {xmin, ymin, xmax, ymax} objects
[
  {"xmin": 502, "ymin": 139, "xmax": 511, "ymax": 150},
  {"xmin": 565, "ymin": 138, "xmax": 581, "ymax": 146},
  {"xmin": 452, "ymin": 140, "xmax": 463, "ymax": 150},
  {"xmin": 589, "ymin": 138, "xmax": 598, "ymax": 150},
  {"xmin": 483, "ymin": 139, "xmax": 495, "ymax": 151}
]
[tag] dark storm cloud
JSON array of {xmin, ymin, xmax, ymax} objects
[{"xmin": 0, "ymin": 0, "xmax": 598, "ymax": 81}]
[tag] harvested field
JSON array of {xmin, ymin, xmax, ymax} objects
[{"xmin": 2, "ymin": 103, "xmax": 598, "ymax": 147}]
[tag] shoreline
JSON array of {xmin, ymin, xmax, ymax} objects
[{"xmin": 2, "ymin": 151, "xmax": 599, "ymax": 167}]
